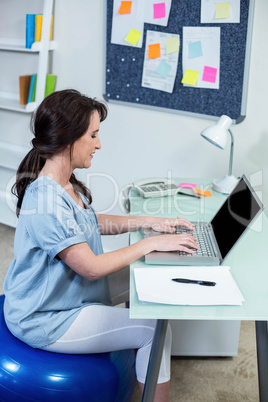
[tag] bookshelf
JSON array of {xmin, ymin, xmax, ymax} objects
[
  {"xmin": 0, "ymin": 0, "xmax": 55, "ymax": 113},
  {"xmin": 0, "ymin": 0, "xmax": 55, "ymax": 227}
]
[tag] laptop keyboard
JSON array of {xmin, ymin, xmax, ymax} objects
[{"xmin": 175, "ymin": 225, "xmax": 214, "ymax": 257}]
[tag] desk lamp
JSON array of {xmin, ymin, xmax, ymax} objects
[{"xmin": 200, "ymin": 115, "xmax": 238, "ymax": 194}]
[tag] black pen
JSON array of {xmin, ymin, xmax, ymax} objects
[
  {"xmin": 172, "ymin": 278, "xmax": 216, "ymax": 286},
  {"xmin": 177, "ymin": 192, "xmax": 201, "ymax": 199}
]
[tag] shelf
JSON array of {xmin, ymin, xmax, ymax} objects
[
  {"xmin": 0, "ymin": 190, "xmax": 17, "ymax": 228},
  {"xmin": 0, "ymin": 92, "xmax": 37, "ymax": 113},
  {"xmin": 0, "ymin": 37, "xmax": 56, "ymax": 52},
  {"xmin": 0, "ymin": 141, "xmax": 30, "ymax": 170}
]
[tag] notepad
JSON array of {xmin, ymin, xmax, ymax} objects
[{"xmin": 134, "ymin": 266, "xmax": 245, "ymax": 306}]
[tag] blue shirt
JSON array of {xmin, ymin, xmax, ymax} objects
[{"xmin": 4, "ymin": 176, "xmax": 111, "ymax": 348}]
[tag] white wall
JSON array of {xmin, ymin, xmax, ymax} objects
[{"xmin": 1, "ymin": 0, "xmax": 267, "ymax": 250}]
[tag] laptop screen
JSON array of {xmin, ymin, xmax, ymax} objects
[{"xmin": 211, "ymin": 175, "xmax": 263, "ymax": 260}]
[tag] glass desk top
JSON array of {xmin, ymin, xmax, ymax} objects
[{"xmin": 129, "ymin": 178, "xmax": 268, "ymax": 321}]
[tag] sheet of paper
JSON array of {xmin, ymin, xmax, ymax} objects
[
  {"xmin": 134, "ymin": 266, "xmax": 245, "ymax": 306},
  {"xmin": 142, "ymin": 30, "xmax": 180, "ymax": 93},
  {"xmin": 182, "ymin": 27, "xmax": 220, "ymax": 89},
  {"xmin": 178, "ymin": 182, "xmax": 197, "ymax": 189},
  {"xmin": 118, "ymin": 1, "xmax": 132, "ymax": 14},
  {"xmin": 194, "ymin": 188, "xmax": 212, "ymax": 197},
  {"xmin": 111, "ymin": 0, "xmax": 144, "ymax": 47},
  {"xmin": 144, "ymin": 0, "xmax": 172, "ymax": 26},
  {"xmin": 201, "ymin": 0, "xmax": 240, "ymax": 24}
]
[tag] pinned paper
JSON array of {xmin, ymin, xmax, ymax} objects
[
  {"xmin": 202, "ymin": 66, "xmax": 217, "ymax": 83},
  {"xmin": 194, "ymin": 188, "xmax": 212, "ymax": 197},
  {"xmin": 188, "ymin": 41, "xmax": 203, "ymax": 58},
  {"xmin": 125, "ymin": 28, "xmax": 142, "ymax": 46},
  {"xmin": 153, "ymin": 2, "xmax": 166, "ymax": 19},
  {"xmin": 181, "ymin": 69, "xmax": 199, "ymax": 86},
  {"xmin": 179, "ymin": 182, "xmax": 197, "ymax": 189},
  {"xmin": 156, "ymin": 61, "xmax": 172, "ymax": 78},
  {"xmin": 215, "ymin": 2, "xmax": 231, "ymax": 19},
  {"xmin": 118, "ymin": 1, "xmax": 132, "ymax": 14},
  {"xmin": 166, "ymin": 36, "xmax": 180, "ymax": 54},
  {"xmin": 148, "ymin": 43, "xmax": 161, "ymax": 59}
]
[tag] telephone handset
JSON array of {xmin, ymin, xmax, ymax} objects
[{"xmin": 133, "ymin": 177, "xmax": 179, "ymax": 198}]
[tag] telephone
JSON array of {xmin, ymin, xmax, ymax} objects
[{"xmin": 133, "ymin": 177, "xmax": 179, "ymax": 198}]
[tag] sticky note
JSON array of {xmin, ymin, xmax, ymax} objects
[
  {"xmin": 194, "ymin": 188, "xmax": 212, "ymax": 197},
  {"xmin": 178, "ymin": 183, "xmax": 197, "ymax": 189},
  {"xmin": 188, "ymin": 41, "xmax": 203, "ymax": 58},
  {"xmin": 181, "ymin": 69, "xmax": 199, "ymax": 86},
  {"xmin": 166, "ymin": 36, "xmax": 180, "ymax": 54},
  {"xmin": 215, "ymin": 2, "xmax": 231, "ymax": 19},
  {"xmin": 156, "ymin": 61, "xmax": 172, "ymax": 78},
  {"xmin": 125, "ymin": 28, "xmax": 142, "ymax": 46},
  {"xmin": 148, "ymin": 43, "xmax": 161, "ymax": 59},
  {"xmin": 153, "ymin": 2, "xmax": 166, "ymax": 19},
  {"xmin": 118, "ymin": 1, "xmax": 132, "ymax": 14},
  {"xmin": 202, "ymin": 66, "xmax": 217, "ymax": 83}
]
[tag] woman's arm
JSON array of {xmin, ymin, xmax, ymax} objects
[
  {"xmin": 58, "ymin": 232, "xmax": 198, "ymax": 281},
  {"xmin": 97, "ymin": 213, "xmax": 194, "ymax": 235}
]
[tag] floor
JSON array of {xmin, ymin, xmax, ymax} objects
[{"xmin": 0, "ymin": 223, "xmax": 259, "ymax": 401}]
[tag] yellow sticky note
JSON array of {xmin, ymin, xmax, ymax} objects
[
  {"xmin": 125, "ymin": 28, "xmax": 142, "ymax": 46},
  {"xmin": 148, "ymin": 43, "xmax": 161, "ymax": 59},
  {"xmin": 166, "ymin": 36, "xmax": 180, "ymax": 54},
  {"xmin": 215, "ymin": 2, "xmax": 231, "ymax": 19},
  {"xmin": 118, "ymin": 1, "xmax": 132, "ymax": 14},
  {"xmin": 194, "ymin": 188, "xmax": 212, "ymax": 197},
  {"xmin": 181, "ymin": 69, "xmax": 199, "ymax": 86}
]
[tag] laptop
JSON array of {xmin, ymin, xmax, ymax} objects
[{"xmin": 143, "ymin": 175, "xmax": 264, "ymax": 266}]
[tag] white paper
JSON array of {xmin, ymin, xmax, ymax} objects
[
  {"xmin": 111, "ymin": 0, "xmax": 145, "ymax": 48},
  {"xmin": 182, "ymin": 27, "xmax": 220, "ymax": 89},
  {"xmin": 201, "ymin": 0, "xmax": 241, "ymax": 24},
  {"xmin": 134, "ymin": 266, "xmax": 245, "ymax": 306},
  {"xmin": 141, "ymin": 30, "xmax": 180, "ymax": 93},
  {"xmin": 143, "ymin": 0, "xmax": 172, "ymax": 27}
]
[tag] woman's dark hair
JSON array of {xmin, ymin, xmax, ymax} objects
[{"xmin": 12, "ymin": 89, "xmax": 108, "ymax": 217}]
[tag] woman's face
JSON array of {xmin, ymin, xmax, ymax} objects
[{"xmin": 71, "ymin": 110, "xmax": 101, "ymax": 170}]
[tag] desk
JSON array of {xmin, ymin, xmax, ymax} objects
[{"xmin": 129, "ymin": 178, "xmax": 268, "ymax": 402}]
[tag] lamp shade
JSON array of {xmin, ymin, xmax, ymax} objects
[{"xmin": 200, "ymin": 115, "xmax": 232, "ymax": 149}]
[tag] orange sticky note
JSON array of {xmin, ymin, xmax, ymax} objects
[
  {"xmin": 148, "ymin": 43, "xmax": 161, "ymax": 59},
  {"xmin": 194, "ymin": 188, "xmax": 212, "ymax": 197},
  {"xmin": 118, "ymin": 1, "xmax": 132, "ymax": 14}
]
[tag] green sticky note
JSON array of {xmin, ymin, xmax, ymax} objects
[
  {"xmin": 181, "ymin": 69, "xmax": 199, "ymax": 86},
  {"xmin": 125, "ymin": 28, "xmax": 142, "ymax": 46},
  {"xmin": 215, "ymin": 2, "xmax": 231, "ymax": 19},
  {"xmin": 166, "ymin": 36, "xmax": 180, "ymax": 54}
]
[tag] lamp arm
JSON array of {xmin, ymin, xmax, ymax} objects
[{"xmin": 228, "ymin": 129, "xmax": 234, "ymax": 176}]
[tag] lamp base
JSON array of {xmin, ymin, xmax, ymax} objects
[{"xmin": 213, "ymin": 175, "xmax": 238, "ymax": 194}]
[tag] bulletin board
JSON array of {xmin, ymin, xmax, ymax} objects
[{"xmin": 104, "ymin": 0, "xmax": 255, "ymax": 123}]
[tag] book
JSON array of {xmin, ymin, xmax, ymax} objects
[
  {"xmin": 26, "ymin": 14, "xmax": 35, "ymax": 49},
  {"xmin": 19, "ymin": 75, "xmax": 32, "ymax": 105},
  {"xmin": 27, "ymin": 74, "xmax": 37, "ymax": 103},
  {"xmin": 34, "ymin": 15, "xmax": 43, "ymax": 42},
  {"xmin": 34, "ymin": 14, "xmax": 54, "ymax": 42},
  {"xmin": 45, "ymin": 74, "xmax": 56, "ymax": 98}
]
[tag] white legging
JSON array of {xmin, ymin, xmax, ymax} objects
[{"xmin": 42, "ymin": 304, "xmax": 172, "ymax": 384}]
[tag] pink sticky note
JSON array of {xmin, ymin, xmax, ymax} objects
[
  {"xmin": 202, "ymin": 66, "xmax": 217, "ymax": 83},
  {"xmin": 179, "ymin": 182, "xmax": 197, "ymax": 189},
  {"xmin": 153, "ymin": 3, "xmax": 166, "ymax": 19}
]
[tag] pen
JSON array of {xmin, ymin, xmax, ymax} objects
[
  {"xmin": 172, "ymin": 278, "xmax": 216, "ymax": 286},
  {"xmin": 177, "ymin": 192, "xmax": 201, "ymax": 199}
]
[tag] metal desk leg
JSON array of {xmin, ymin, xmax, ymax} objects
[
  {"xmin": 255, "ymin": 321, "xmax": 268, "ymax": 402},
  {"xmin": 142, "ymin": 319, "xmax": 168, "ymax": 402}
]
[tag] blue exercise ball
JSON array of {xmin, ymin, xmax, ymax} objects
[{"xmin": 0, "ymin": 295, "xmax": 136, "ymax": 401}]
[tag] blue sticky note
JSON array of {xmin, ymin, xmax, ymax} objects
[
  {"xmin": 188, "ymin": 41, "xmax": 203, "ymax": 58},
  {"xmin": 156, "ymin": 61, "xmax": 172, "ymax": 78}
]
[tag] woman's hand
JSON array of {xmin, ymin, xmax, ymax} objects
[
  {"xmin": 149, "ymin": 232, "xmax": 198, "ymax": 254},
  {"xmin": 148, "ymin": 216, "xmax": 195, "ymax": 233}
]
